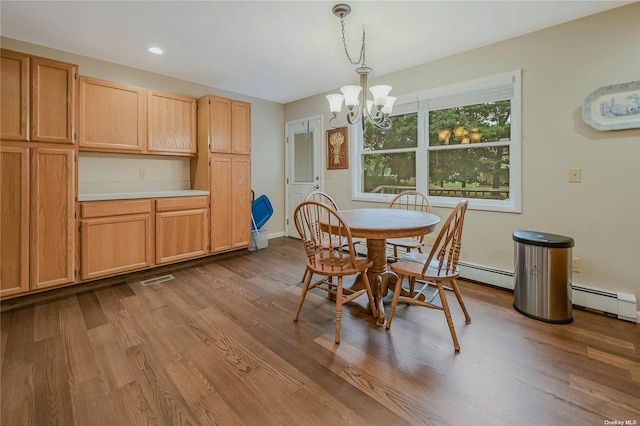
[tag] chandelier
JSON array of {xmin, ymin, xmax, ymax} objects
[{"xmin": 326, "ymin": 4, "xmax": 396, "ymax": 131}]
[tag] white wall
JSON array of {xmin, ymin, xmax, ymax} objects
[
  {"xmin": 284, "ymin": 3, "xmax": 640, "ymax": 300},
  {"xmin": 1, "ymin": 37, "xmax": 286, "ymax": 234}
]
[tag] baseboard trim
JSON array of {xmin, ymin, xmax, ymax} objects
[{"xmin": 458, "ymin": 261, "xmax": 638, "ymax": 323}]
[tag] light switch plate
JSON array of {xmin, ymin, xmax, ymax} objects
[{"xmin": 569, "ymin": 168, "xmax": 581, "ymax": 183}]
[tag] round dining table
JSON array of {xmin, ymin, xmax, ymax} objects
[{"xmin": 337, "ymin": 208, "xmax": 440, "ymax": 325}]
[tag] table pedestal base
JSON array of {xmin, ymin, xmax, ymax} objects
[{"xmin": 346, "ymin": 238, "xmax": 398, "ymax": 325}]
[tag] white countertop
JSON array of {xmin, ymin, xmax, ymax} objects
[{"xmin": 78, "ymin": 190, "xmax": 210, "ymax": 202}]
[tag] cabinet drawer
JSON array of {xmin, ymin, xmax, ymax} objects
[
  {"xmin": 155, "ymin": 196, "xmax": 208, "ymax": 212},
  {"xmin": 81, "ymin": 199, "xmax": 152, "ymax": 218}
]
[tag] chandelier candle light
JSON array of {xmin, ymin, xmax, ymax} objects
[{"xmin": 326, "ymin": 3, "xmax": 396, "ymax": 131}]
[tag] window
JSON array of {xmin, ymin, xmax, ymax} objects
[
  {"xmin": 353, "ymin": 70, "xmax": 521, "ymax": 212},
  {"xmin": 361, "ymin": 113, "xmax": 418, "ymax": 194}
]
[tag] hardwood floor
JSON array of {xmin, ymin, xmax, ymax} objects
[{"xmin": 2, "ymin": 237, "xmax": 639, "ymax": 425}]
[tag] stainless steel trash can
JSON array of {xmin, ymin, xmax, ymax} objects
[{"xmin": 513, "ymin": 230, "xmax": 574, "ymax": 323}]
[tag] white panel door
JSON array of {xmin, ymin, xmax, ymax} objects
[{"xmin": 285, "ymin": 116, "xmax": 323, "ymax": 238}]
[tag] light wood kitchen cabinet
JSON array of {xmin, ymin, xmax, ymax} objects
[
  {"xmin": 198, "ymin": 95, "xmax": 251, "ymax": 154},
  {"xmin": 78, "ymin": 76, "xmax": 147, "ymax": 152},
  {"xmin": 1, "ymin": 49, "xmax": 77, "ymax": 144},
  {"xmin": 148, "ymin": 91, "xmax": 197, "ymax": 155},
  {"xmin": 79, "ymin": 77, "xmax": 197, "ymax": 156},
  {"xmin": 210, "ymin": 156, "xmax": 251, "ymax": 252},
  {"xmin": 31, "ymin": 57, "xmax": 77, "ymax": 144},
  {"xmin": 80, "ymin": 199, "xmax": 153, "ymax": 280},
  {"xmin": 0, "ymin": 146, "xmax": 29, "ymax": 297},
  {"xmin": 31, "ymin": 147, "xmax": 76, "ymax": 289},
  {"xmin": 0, "ymin": 144, "xmax": 76, "ymax": 297},
  {"xmin": 1, "ymin": 50, "xmax": 29, "ymax": 141},
  {"xmin": 193, "ymin": 94, "xmax": 252, "ymax": 254},
  {"xmin": 231, "ymin": 100, "xmax": 251, "ymax": 155},
  {"xmin": 155, "ymin": 196, "xmax": 209, "ymax": 264}
]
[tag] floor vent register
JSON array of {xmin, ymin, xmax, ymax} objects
[{"xmin": 140, "ymin": 274, "xmax": 175, "ymax": 286}]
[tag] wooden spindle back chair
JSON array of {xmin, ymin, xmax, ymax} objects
[
  {"xmin": 386, "ymin": 190, "xmax": 432, "ymax": 260},
  {"xmin": 299, "ymin": 191, "xmax": 340, "ymax": 283},
  {"xmin": 293, "ymin": 200, "xmax": 377, "ymax": 344},
  {"xmin": 305, "ymin": 190, "xmax": 339, "ymax": 210},
  {"xmin": 385, "ymin": 200, "xmax": 471, "ymax": 352}
]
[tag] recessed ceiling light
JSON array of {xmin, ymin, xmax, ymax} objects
[{"xmin": 148, "ymin": 47, "xmax": 163, "ymax": 55}]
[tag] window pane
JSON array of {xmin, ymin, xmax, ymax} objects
[
  {"xmin": 362, "ymin": 152, "xmax": 416, "ymax": 194},
  {"xmin": 428, "ymin": 146, "xmax": 510, "ymax": 200},
  {"xmin": 294, "ymin": 131, "xmax": 313, "ymax": 183},
  {"xmin": 428, "ymin": 100, "xmax": 511, "ymax": 146},
  {"xmin": 364, "ymin": 113, "xmax": 418, "ymax": 151}
]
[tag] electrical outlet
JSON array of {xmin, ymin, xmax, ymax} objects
[
  {"xmin": 572, "ymin": 257, "xmax": 581, "ymax": 273},
  {"xmin": 139, "ymin": 169, "xmax": 147, "ymax": 180}
]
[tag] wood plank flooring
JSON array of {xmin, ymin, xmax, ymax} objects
[{"xmin": 2, "ymin": 237, "xmax": 639, "ymax": 425}]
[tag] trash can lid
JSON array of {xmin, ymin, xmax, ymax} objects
[{"xmin": 512, "ymin": 230, "xmax": 574, "ymax": 248}]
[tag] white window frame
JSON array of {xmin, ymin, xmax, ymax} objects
[{"xmin": 352, "ymin": 69, "xmax": 522, "ymax": 213}]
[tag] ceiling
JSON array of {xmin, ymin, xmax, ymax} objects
[{"xmin": 0, "ymin": 1, "xmax": 632, "ymax": 104}]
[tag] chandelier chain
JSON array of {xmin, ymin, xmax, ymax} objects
[{"xmin": 340, "ymin": 16, "xmax": 365, "ymax": 66}]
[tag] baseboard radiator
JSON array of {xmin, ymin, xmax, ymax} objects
[{"xmin": 458, "ymin": 261, "xmax": 638, "ymax": 323}]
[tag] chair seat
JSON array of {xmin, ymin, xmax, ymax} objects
[
  {"xmin": 386, "ymin": 237, "xmax": 423, "ymax": 250},
  {"xmin": 309, "ymin": 255, "xmax": 373, "ymax": 277},
  {"xmin": 390, "ymin": 252, "xmax": 460, "ymax": 280}
]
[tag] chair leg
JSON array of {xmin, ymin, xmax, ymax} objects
[
  {"xmin": 293, "ymin": 271, "xmax": 313, "ymax": 322},
  {"xmin": 437, "ymin": 281, "xmax": 460, "ymax": 352},
  {"xmin": 385, "ymin": 273, "xmax": 404, "ymax": 330},
  {"xmin": 335, "ymin": 277, "xmax": 344, "ymax": 344},
  {"xmin": 450, "ymin": 278, "xmax": 471, "ymax": 323},
  {"xmin": 408, "ymin": 277, "xmax": 416, "ymax": 295},
  {"xmin": 300, "ymin": 266, "xmax": 309, "ymax": 284},
  {"xmin": 360, "ymin": 270, "xmax": 378, "ymax": 319},
  {"xmin": 327, "ymin": 276, "xmax": 336, "ymax": 301}
]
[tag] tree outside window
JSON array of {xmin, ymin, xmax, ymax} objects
[
  {"xmin": 428, "ymin": 100, "xmax": 511, "ymax": 201},
  {"xmin": 362, "ymin": 113, "xmax": 417, "ymax": 194}
]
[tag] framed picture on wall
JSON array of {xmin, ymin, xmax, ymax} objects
[{"xmin": 327, "ymin": 128, "xmax": 348, "ymax": 169}]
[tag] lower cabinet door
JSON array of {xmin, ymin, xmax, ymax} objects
[
  {"xmin": 31, "ymin": 147, "xmax": 76, "ymax": 290},
  {"xmin": 231, "ymin": 156, "xmax": 251, "ymax": 249},
  {"xmin": 0, "ymin": 146, "xmax": 29, "ymax": 297},
  {"xmin": 81, "ymin": 213, "xmax": 152, "ymax": 280},
  {"xmin": 210, "ymin": 156, "xmax": 251, "ymax": 253},
  {"xmin": 156, "ymin": 208, "xmax": 208, "ymax": 264},
  {"xmin": 210, "ymin": 157, "xmax": 232, "ymax": 252}
]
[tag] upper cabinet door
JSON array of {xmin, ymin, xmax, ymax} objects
[
  {"xmin": 31, "ymin": 56, "xmax": 77, "ymax": 144},
  {"xmin": 201, "ymin": 95, "xmax": 251, "ymax": 155},
  {"xmin": 231, "ymin": 101, "xmax": 251, "ymax": 155},
  {"xmin": 0, "ymin": 50, "xmax": 30, "ymax": 141},
  {"xmin": 208, "ymin": 96, "xmax": 232, "ymax": 153},
  {"xmin": 148, "ymin": 91, "xmax": 196, "ymax": 155},
  {"xmin": 79, "ymin": 76, "xmax": 147, "ymax": 152}
]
